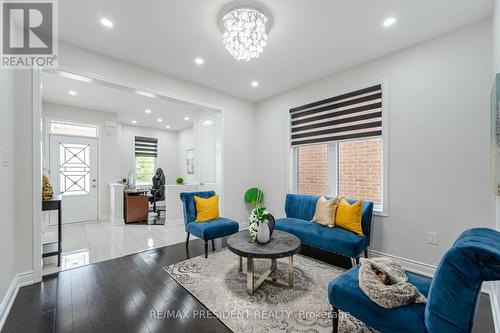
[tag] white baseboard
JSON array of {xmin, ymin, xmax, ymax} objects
[{"xmin": 0, "ymin": 271, "xmax": 34, "ymax": 331}]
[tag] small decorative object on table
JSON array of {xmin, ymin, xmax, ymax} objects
[
  {"xmin": 42, "ymin": 175, "xmax": 54, "ymax": 200},
  {"xmin": 176, "ymin": 177, "xmax": 184, "ymax": 185},
  {"xmin": 248, "ymin": 208, "xmax": 275, "ymax": 244}
]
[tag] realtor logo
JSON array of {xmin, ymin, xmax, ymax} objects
[{"xmin": 1, "ymin": 0, "xmax": 58, "ymax": 68}]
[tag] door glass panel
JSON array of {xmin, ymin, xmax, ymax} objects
[{"xmin": 59, "ymin": 143, "xmax": 91, "ymax": 195}]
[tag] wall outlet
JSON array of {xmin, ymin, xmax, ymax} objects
[{"xmin": 428, "ymin": 232, "xmax": 439, "ymax": 245}]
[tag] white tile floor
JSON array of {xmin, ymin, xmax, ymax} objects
[{"xmin": 42, "ymin": 220, "xmax": 188, "ymax": 275}]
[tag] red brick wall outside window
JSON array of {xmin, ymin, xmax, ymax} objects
[
  {"xmin": 297, "ymin": 138, "xmax": 382, "ymax": 206},
  {"xmin": 338, "ymin": 138, "xmax": 382, "ymax": 205},
  {"xmin": 297, "ymin": 144, "xmax": 328, "ymax": 196}
]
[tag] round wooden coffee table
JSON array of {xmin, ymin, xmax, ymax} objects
[{"xmin": 227, "ymin": 230, "xmax": 301, "ymax": 295}]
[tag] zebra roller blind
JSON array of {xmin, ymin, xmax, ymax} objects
[
  {"xmin": 290, "ymin": 84, "xmax": 382, "ymax": 146},
  {"xmin": 134, "ymin": 136, "xmax": 158, "ymax": 157}
]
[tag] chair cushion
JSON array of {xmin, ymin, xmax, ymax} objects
[
  {"xmin": 186, "ymin": 217, "xmax": 239, "ymax": 240},
  {"xmin": 328, "ymin": 265, "xmax": 431, "ymax": 333},
  {"xmin": 275, "ymin": 218, "xmax": 368, "ymax": 257}
]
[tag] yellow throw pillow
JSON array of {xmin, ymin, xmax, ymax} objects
[
  {"xmin": 194, "ymin": 195, "xmax": 219, "ymax": 222},
  {"xmin": 312, "ymin": 196, "xmax": 338, "ymax": 227},
  {"xmin": 335, "ymin": 198, "xmax": 364, "ymax": 236}
]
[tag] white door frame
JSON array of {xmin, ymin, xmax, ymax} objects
[{"xmin": 32, "ymin": 67, "xmax": 225, "ymax": 282}]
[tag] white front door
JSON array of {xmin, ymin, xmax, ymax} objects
[{"xmin": 49, "ymin": 135, "xmax": 98, "ymax": 223}]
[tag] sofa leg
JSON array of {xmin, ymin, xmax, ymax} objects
[
  {"xmin": 364, "ymin": 248, "xmax": 368, "ymax": 258},
  {"xmin": 350, "ymin": 257, "xmax": 357, "ymax": 267},
  {"xmin": 185, "ymin": 233, "xmax": 190, "ymax": 247},
  {"xmin": 332, "ymin": 308, "xmax": 339, "ymax": 333},
  {"xmin": 204, "ymin": 240, "xmax": 208, "ymax": 258},
  {"xmin": 211, "ymin": 239, "xmax": 215, "ymax": 251}
]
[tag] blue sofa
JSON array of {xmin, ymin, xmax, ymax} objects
[
  {"xmin": 328, "ymin": 228, "xmax": 500, "ymax": 333},
  {"xmin": 180, "ymin": 191, "xmax": 239, "ymax": 258},
  {"xmin": 275, "ymin": 194, "xmax": 373, "ymax": 265}
]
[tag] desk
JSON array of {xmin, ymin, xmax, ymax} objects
[
  {"xmin": 124, "ymin": 187, "xmax": 150, "ymax": 223},
  {"xmin": 42, "ymin": 194, "xmax": 62, "ymax": 266}
]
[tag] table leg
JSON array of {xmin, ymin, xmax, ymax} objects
[
  {"xmin": 238, "ymin": 256, "xmax": 242, "ymax": 273},
  {"xmin": 288, "ymin": 256, "xmax": 294, "ymax": 288},
  {"xmin": 247, "ymin": 257, "xmax": 254, "ymax": 295},
  {"xmin": 271, "ymin": 258, "xmax": 277, "ymax": 282}
]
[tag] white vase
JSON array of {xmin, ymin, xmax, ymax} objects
[{"xmin": 256, "ymin": 220, "xmax": 270, "ymax": 244}]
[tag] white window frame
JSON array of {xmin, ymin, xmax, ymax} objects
[
  {"xmin": 48, "ymin": 119, "xmax": 99, "ymax": 138},
  {"xmin": 289, "ymin": 81, "xmax": 389, "ymax": 216}
]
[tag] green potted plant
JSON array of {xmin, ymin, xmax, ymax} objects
[{"xmin": 244, "ymin": 188, "xmax": 274, "ymax": 243}]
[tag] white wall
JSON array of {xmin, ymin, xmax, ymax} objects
[
  {"xmin": 58, "ymin": 42, "xmax": 256, "ymax": 223},
  {"xmin": 255, "ymin": 20, "xmax": 495, "ymax": 268},
  {"xmin": 495, "ymin": 0, "xmax": 500, "ymax": 74},
  {"xmin": 0, "ymin": 69, "xmax": 34, "ymax": 325},
  {"xmin": 176, "ymin": 127, "xmax": 195, "ymax": 184},
  {"xmin": 119, "ymin": 124, "xmax": 179, "ymax": 185}
]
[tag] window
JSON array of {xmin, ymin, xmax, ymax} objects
[
  {"xmin": 134, "ymin": 136, "xmax": 158, "ymax": 184},
  {"xmin": 50, "ymin": 121, "xmax": 98, "ymax": 138},
  {"xmin": 291, "ymin": 84, "xmax": 385, "ymax": 212}
]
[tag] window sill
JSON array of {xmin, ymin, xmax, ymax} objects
[{"xmin": 374, "ymin": 209, "xmax": 388, "ymax": 217}]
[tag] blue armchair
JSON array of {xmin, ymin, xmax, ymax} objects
[
  {"xmin": 180, "ymin": 191, "xmax": 239, "ymax": 258},
  {"xmin": 328, "ymin": 228, "xmax": 500, "ymax": 333}
]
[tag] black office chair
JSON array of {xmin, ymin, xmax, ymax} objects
[{"xmin": 149, "ymin": 168, "xmax": 166, "ymax": 216}]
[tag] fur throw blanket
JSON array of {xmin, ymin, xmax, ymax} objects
[{"xmin": 358, "ymin": 257, "xmax": 427, "ymax": 309}]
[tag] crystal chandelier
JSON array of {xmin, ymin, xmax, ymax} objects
[{"xmin": 221, "ymin": 7, "xmax": 269, "ymax": 61}]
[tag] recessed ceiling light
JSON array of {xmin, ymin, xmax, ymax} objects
[
  {"xmin": 165, "ymin": 125, "xmax": 171, "ymax": 129},
  {"xmin": 184, "ymin": 116, "xmax": 190, "ymax": 121},
  {"xmin": 157, "ymin": 118, "xmax": 163, "ymax": 122},
  {"xmin": 251, "ymin": 81, "xmax": 259, "ymax": 87},
  {"xmin": 194, "ymin": 57, "xmax": 204, "ymax": 65},
  {"xmin": 100, "ymin": 18, "xmax": 113, "ymax": 28},
  {"xmin": 132, "ymin": 120, "xmax": 137, "ymax": 124},
  {"xmin": 145, "ymin": 109, "xmax": 152, "ymax": 114},
  {"xmin": 383, "ymin": 17, "xmax": 397, "ymax": 27},
  {"xmin": 68, "ymin": 90, "xmax": 77, "ymax": 96}
]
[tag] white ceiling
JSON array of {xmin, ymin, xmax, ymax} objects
[
  {"xmin": 42, "ymin": 71, "xmax": 210, "ymax": 131},
  {"xmin": 58, "ymin": 0, "xmax": 493, "ymax": 102}
]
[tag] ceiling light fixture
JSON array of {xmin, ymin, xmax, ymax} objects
[
  {"xmin": 221, "ymin": 7, "xmax": 269, "ymax": 61},
  {"xmin": 145, "ymin": 109, "xmax": 152, "ymax": 114},
  {"xmin": 166, "ymin": 125, "xmax": 171, "ymax": 129},
  {"xmin": 184, "ymin": 116, "xmax": 190, "ymax": 121},
  {"xmin": 68, "ymin": 90, "xmax": 77, "ymax": 96},
  {"xmin": 194, "ymin": 57, "xmax": 204, "ymax": 65},
  {"xmin": 132, "ymin": 120, "xmax": 137, "ymax": 124},
  {"xmin": 251, "ymin": 81, "xmax": 259, "ymax": 87},
  {"xmin": 100, "ymin": 18, "xmax": 113, "ymax": 28},
  {"xmin": 157, "ymin": 118, "xmax": 163, "ymax": 122},
  {"xmin": 383, "ymin": 17, "xmax": 397, "ymax": 27}
]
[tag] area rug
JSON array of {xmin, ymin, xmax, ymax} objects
[{"xmin": 164, "ymin": 248, "xmax": 375, "ymax": 333}]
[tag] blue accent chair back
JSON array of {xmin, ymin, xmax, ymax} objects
[
  {"xmin": 180, "ymin": 191, "xmax": 215, "ymax": 226},
  {"xmin": 284, "ymin": 194, "xmax": 374, "ymax": 244},
  {"xmin": 425, "ymin": 228, "xmax": 500, "ymax": 332},
  {"xmin": 179, "ymin": 191, "xmax": 239, "ymax": 258}
]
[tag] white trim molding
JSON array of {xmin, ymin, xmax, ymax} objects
[
  {"xmin": 368, "ymin": 249, "xmax": 437, "ymax": 277},
  {"xmin": 0, "ymin": 271, "xmax": 34, "ymax": 331}
]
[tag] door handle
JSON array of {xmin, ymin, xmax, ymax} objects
[{"xmin": 92, "ymin": 185, "xmax": 97, "ymax": 188}]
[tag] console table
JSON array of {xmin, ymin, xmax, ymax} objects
[{"xmin": 42, "ymin": 194, "xmax": 62, "ymax": 266}]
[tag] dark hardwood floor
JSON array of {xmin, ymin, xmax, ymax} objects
[{"xmin": 2, "ymin": 237, "xmax": 495, "ymax": 333}]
